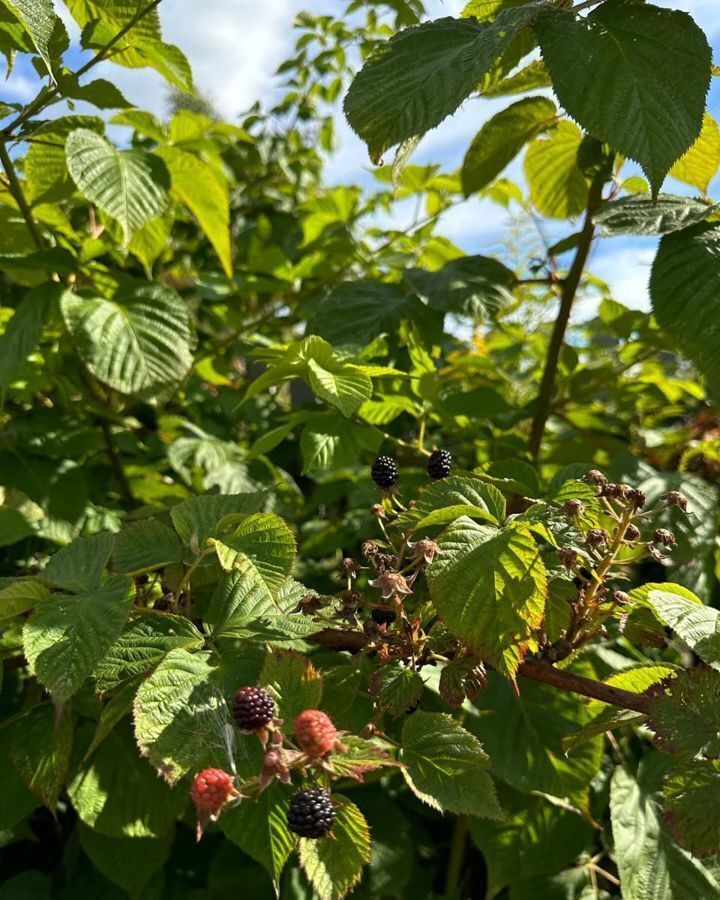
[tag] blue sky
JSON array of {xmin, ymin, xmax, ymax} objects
[{"xmin": 2, "ymin": 0, "xmax": 720, "ymax": 314}]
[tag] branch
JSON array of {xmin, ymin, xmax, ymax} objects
[
  {"xmin": 2, "ymin": 0, "xmax": 163, "ymax": 139},
  {"xmin": 0, "ymin": 142, "xmax": 44, "ymax": 249},
  {"xmin": 528, "ymin": 176, "xmax": 605, "ymax": 459},
  {"xmin": 307, "ymin": 629, "xmax": 651, "ymax": 714},
  {"xmin": 518, "ymin": 659, "xmax": 650, "ymax": 714}
]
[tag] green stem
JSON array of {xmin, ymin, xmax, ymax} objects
[
  {"xmin": 0, "ymin": 142, "xmax": 44, "ymax": 249},
  {"xmin": 445, "ymin": 815, "xmax": 469, "ymax": 896},
  {"xmin": 99, "ymin": 419, "xmax": 135, "ymax": 509},
  {"xmin": 528, "ymin": 176, "xmax": 605, "ymax": 460}
]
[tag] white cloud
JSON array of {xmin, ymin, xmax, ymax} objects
[{"xmin": 584, "ymin": 243, "xmax": 657, "ymax": 313}]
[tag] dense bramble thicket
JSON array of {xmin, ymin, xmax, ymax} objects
[{"xmin": 1, "ymin": 0, "xmax": 720, "ymax": 897}]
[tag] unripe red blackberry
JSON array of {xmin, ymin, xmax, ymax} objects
[
  {"xmin": 233, "ymin": 686, "xmax": 275, "ymax": 732},
  {"xmin": 427, "ymin": 449, "xmax": 452, "ymax": 480},
  {"xmin": 190, "ymin": 768, "xmax": 238, "ymax": 813},
  {"xmin": 294, "ymin": 709, "xmax": 337, "ymax": 757},
  {"xmin": 371, "ymin": 455, "xmax": 398, "ymax": 488},
  {"xmin": 287, "ymin": 787, "xmax": 335, "ymax": 838}
]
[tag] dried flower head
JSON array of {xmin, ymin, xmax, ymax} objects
[
  {"xmin": 369, "ymin": 571, "xmax": 413, "ymax": 599},
  {"xmin": 407, "ymin": 537, "xmax": 441, "ymax": 565},
  {"xmin": 654, "ymin": 528, "xmax": 677, "ymax": 548},
  {"xmin": 558, "ymin": 545, "xmax": 578, "ymax": 569},
  {"xmin": 664, "ymin": 490, "xmax": 689, "ymax": 512},
  {"xmin": 561, "ymin": 498, "xmax": 586, "ymax": 516},
  {"xmin": 586, "ymin": 528, "xmax": 610, "ymax": 550}
]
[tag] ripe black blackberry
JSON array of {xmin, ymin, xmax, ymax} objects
[
  {"xmin": 371, "ymin": 455, "xmax": 398, "ymax": 488},
  {"xmin": 287, "ymin": 788, "xmax": 335, "ymax": 839},
  {"xmin": 232, "ymin": 686, "xmax": 275, "ymax": 732},
  {"xmin": 371, "ymin": 607, "xmax": 397, "ymax": 627},
  {"xmin": 427, "ymin": 449, "xmax": 452, "ymax": 480}
]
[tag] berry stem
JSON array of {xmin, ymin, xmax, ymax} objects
[{"xmin": 445, "ymin": 815, "xmax": 469, "ymax": 896}]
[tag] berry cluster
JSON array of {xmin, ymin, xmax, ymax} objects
[{"xmin": 287, "ymin": 787, "xmax": 335, "ymax": 838}]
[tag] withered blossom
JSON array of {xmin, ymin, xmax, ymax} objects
[
  {"xmin": 369, "ymin": 570, "xmax": 413, "ymax": 599},
  {"xmin": 407, "ymin": 537, "xmax": 441, "ymax": 565}
]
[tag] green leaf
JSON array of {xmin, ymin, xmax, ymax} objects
[
  {"xmin": 133, "ymin": 648, "xmax": 229, "ymax": 784},
  {"xmin": 534, "ymin": 3, "xmax": 711, "ymax": 195},
  {"xmin": 94, "ymin": 611, "xmax": 205, "ymax": 693},
  {"xmin": 0, "ymin": 0, "xmax": 60, "ymax": 78},
  {"xmin": 0, "ymin": 506, "xmax": 32, "ymax": 546},
  {"xmin": 462, "ymin": 96, "xmax": 556, "ymax": 194},
  {"xmin": 169, "ymin": 491, "xmax": 269, "ymax": 547},
  {"xmin": 221, "ymin": 785, "xmax": 294, "ymax": 885},
  {"xmin": 259, "ymin": 648, "xmax": 323, "ymax": 723},
  {"xmin": 65, "ymin": 128, "xmax": 169, "ymax": 241},
  {"xmin": 670, "ymin": 113, "xmax": 720, "ymax": 194},
  {"xmin": 593, "ymin": 194, "xmax": 716, "ymax": 237},
  {"xmin": 427, "ymin": 519, "xmax": 546, "ymax": 678},
  {"xmin": 204, "ymin": 566, "xmax": 275, "ymax": 639},
  {"xmin": 61, "ymin": 283, "xmax": 193, "ymax": 396},
  {"xmin": 481, "ymin": 57, "xmax": 550, "ymax": 97},
  {"xmin": 524, "ymin": 120, "xmax": 587, "ymax": 219},
  {"xmin": 66, "ymin": 0, "xmax": 192, "ymax": 91},
  {"xmin": 305, "ymin": 354, "xmax": 372, "ymax": 418},
  {"xmin": 78, "ymin": 822, "xmax": 172, "ymax": 898},
  {"xmin": 24, "ymin": 576, "xmax": 134, "ymax": 701},
  {"xmin": 370, "ymin": 665, "xmax": 424, "ymax": 717},
  {"xmin": 299, "ymin": 796, "xmax": 371, "ymax": 900},
  {"xmin": 396, "ymin": 474, "xmax": 506, "ymax": 530},
  {"xmin": 10, "ymin": 705, "xmax": 74, "ymax": 810},
  {"xmin": 210, "ymin": 513, "xmax": 295, "ymax": 595},
  {"xmin": 325, "ymin": 734, "xmax": 395, "ymax": 782},
  {"xmin": 469, "ymin": 788, "xmax": 594, "ymax": 897},
  {"xmin": 40, "ymin": 531, "xmax": 113, "ymax": 592},
  {"xmin": 56, "ymin": 74, "xmax": 130, "ymax": 109},
  {"xmin": 112, "ymin": 519, "xmax": 183, "ymax": 575},
  {"xmin": 663, "ymin": 761, "xmax": 720, "ymax": 858},
  {"xmin": 648, "ymin": 667, "xmax": 720, "ymax": 757},
  {"xmin": 157, "ymin": 145, "xmax": 231, "ymax": 276},
  {"xmin": 0, "ymin": 577, "xmax": 49, "ymax": 626},
  {"xmin": 344, "ymin": 8, "xmax": 540, "ymax": 162},
  {"xmin": 0, "ymin": 729, "xmax": 37, "ymax": 831},
  {"xmin": 400, "ymin": 711, "xmax": 501, "ymax": 817},
  {"xmin": 610, "ymin": 765, "xmax": 720, "ymax": 900},
  {"xmin": 300, "ymin": 415, "xmax": 381, "ymax": 474},
  {"xmin": 0, "ymin": 283, "xmax": 59, "ymax": 388},
  {"xmin": 406, "ymin": 255, "xmax": 516, "ymax": 318},
  {"xmin": 563, "ymin": 664, "xmax": 676, "ymax": 754},
  {"xmin": 69, "ymin": 726, "xmax": 185, "ymax": 837},
  {"xmin": 642, "ymin": 586, "xmax": 720, "ymax": 663},
  {"xmin": 650, "ymin": 222, "xmax": 720, "ymax": 399},
  {"xmin": 470, "ymin": 665, "xmax": 604, "ymax": 796},
  {"xmin": 25, "ymin": 114, "xmax": 105, "ymax": 205},
  {"xmin": 307, "ymin": 281, "xmax": 417, "ymax": 348}
]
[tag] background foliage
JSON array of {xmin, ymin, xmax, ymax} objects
[{"xmin": 1, "ymin": 0, "xmax": 720, "ymax": 898}]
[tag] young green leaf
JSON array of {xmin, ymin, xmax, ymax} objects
[
  {"xmin": 61, "ymin": 284, "xmax": 193, "ymax": 396},
  {"xmin": 221, "ymin": 785, "xmax": 294, "ymax": 886},
  {"xmin": 462, "ymin": 96, "xmax": 556, "ymax": 194},
  {"xmin": 524, "ymin": 120, "xmax": 587, "ymax": 219},
  {"xmin": 259, "ymin": 649, "xmax": 323, "ymax": 723},
  {"xmin": 670, "ymin": 112, "xmax": 720, "ymax": 194},
  {"xmin": 10, "ymin": 705, "xmax": 74, "ymax": 810},
  {"xmin": 1, "ymin": 0, "xmax": 62, "ymax": 79},
  {"xmin": 65, "ymin": 129, "xmax": 170, "ymax": 241},
  {"xmin": 209, "ymin": 512, "xmax": 296, "ymax": 595}
]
